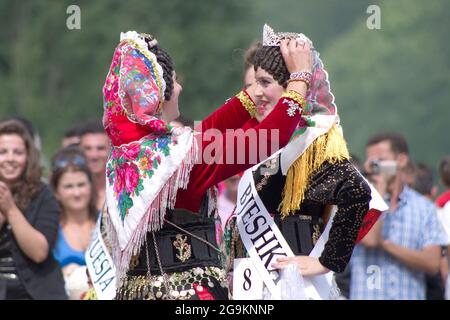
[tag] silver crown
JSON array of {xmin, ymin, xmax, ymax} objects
[{"xmin": 262, "ymin": 24, "xmax": 312, "ymax": 47}]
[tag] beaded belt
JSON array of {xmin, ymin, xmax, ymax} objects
[
  {"xmin": 117, "ymin": 266, "xmax": 227, "ymax": 300},
  {"xmin": 119, "ymin": 207, "xmax": 227, "ymax": 300}
]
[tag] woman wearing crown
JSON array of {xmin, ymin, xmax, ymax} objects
[
  {"xmin": 223, "ymin": 25, "xmax": 387, "ymax": 299},
  {"xmin": 101, "ymin": 30, "xmax": 312, "ymax": 300}
]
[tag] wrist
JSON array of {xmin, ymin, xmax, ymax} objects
[
  {"xmin": 288, "ymin": 71, "xmax": 312, "ymax": 89},
  {"xmin": 5, "ymin": 205, "xmax": 20, "ymax": 223},
  {"xmin": 381, "ymin": 239, "xmax": 394, "ymax": 252},
  {"xmin": 318, "ymin": 260, "xmax": 330, "ymax": 274},
  {"xmin": 286, "ymin": 79, "xmax": 307, "ymax": 93},
  {"xmin": 318, "ymin": 256, "xmax": 332, "ymax": 274},
  {"xmin": 286, "ymin": 79, "xmax": 309, "ymax": 88}
]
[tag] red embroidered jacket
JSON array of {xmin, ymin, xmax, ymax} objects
[{"xmin": 175, "ymin": 93, "xmax": 302, "ymax": 212}]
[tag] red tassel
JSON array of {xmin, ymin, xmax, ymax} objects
[
  {"xmin": 356, "ymin": 209, "xmax": 382, "ymax": 243},
  {"xmin": 193, "ymin": 282, "xmax": 215, "ymax": 300}
]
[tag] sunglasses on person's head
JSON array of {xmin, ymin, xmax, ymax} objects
[{"xmin": 52, "ymin": 155, "xmax": 87, "ymax": 171}]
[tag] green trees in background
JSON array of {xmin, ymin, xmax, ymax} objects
[
  {"xmin": 1, "ymin": 0, "xmax": 449, "ymax": 173},
  {"xmin": 0, "ymin": 0, "xmax": 259, "ymax": 158},
  {"xmin": 324, "ymin": 0, "xmax": 450, "ymax": 169}
]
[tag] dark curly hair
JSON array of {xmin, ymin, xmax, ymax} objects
[
  {"xmin": 145, "ymin": 38, "xmax": 174, "ymax": 101},
  {"xmin": 253, "ymin": 46, "xmax": 289, "ymax": 87}
]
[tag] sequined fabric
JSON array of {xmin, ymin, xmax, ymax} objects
[
  {"xmin": 306, "ymin": 160, "xmax": 371, "ymax": 272},
  {"xmin": 225, "ymin": 157, "xmax": 370, "ymax": 273},
  {"xmin": 116, "ymin": 266, "xmax": 227, "ymax": 300}
]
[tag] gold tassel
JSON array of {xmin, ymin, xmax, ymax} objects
[{"xmin": 279, "ymin": 124, "xmax": 350, "ymax": 217}]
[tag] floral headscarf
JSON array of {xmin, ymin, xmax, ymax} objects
[
  {"xmin": 103, "ymin": 31, "xmax": 169, "ymax": 139},
  {"xmin": 102, "ymin": 31, "xmax": 197, "ymax": 281}
]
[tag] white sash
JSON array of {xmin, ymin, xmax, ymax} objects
[
  {"xmin": 235, "ymin": 169, "xmax": 333, "ymax": 299},
  {"xmin": 85, "ymin": 215, "xmax": 117, "ymax": 300}
]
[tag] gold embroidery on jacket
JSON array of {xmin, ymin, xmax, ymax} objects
[
  {"xmin": 312, "ymin": 224, "xmax": 321, "ymax": 245},
  {"xmin": 173, "ymin": 234, "xmax": 192, "ymax": 262}
]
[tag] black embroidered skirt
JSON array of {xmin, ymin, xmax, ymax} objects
[{"xmin": 115, "ymin": 210, "xmax": 228, "ymax": 300}]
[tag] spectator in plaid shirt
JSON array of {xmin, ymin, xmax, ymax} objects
[{"xmin": 349, "ymin": 132, "xmax": 447, "ymax": 300}]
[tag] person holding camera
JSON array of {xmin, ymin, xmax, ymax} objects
[{"xmin": 349, "ymin": 132, "xmax": 447, "ymax": 300}]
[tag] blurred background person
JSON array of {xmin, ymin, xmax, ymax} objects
[
  {"xmin": 50, "ymin": 146, "xmax": 98, "ymax": 300},
  {"xmin": 350, "ymin": 132, "xmax": 447, "ymax": 300},
  {"xmin": 217, "ymin": 41, "xmax": 262, "ymax": 232},
  {"xmin": 409, "ymin": 162, "xmax": 438, "ymax": 200},
  {"xmin": 243, "ymin": 41, "xmax": 268, "ymax": 123},
  {"xmin": 169, "ymin": 114, "xmax": 194, "ymax": 129},
  {"xmin": 243, "ymin": 41, "xmax": 261, "ymax": 89},
  {"xmin": 406, "ymin": 161, "xmax": 447, "ymax": 300},
  {"xmin": 436, "ymin": 155, "xmax": 450, "ymax": 299},
  {"xmin": 0, "ymin": 119, "xmax": 66, "ymax": 299},
  {"xmin": 436, "ymin": 155, "xmax": 450, "ymax": 213},
  {"xmin": 62, "ymin": 124, "xmax": 83, "ymax": 148},
  {"xmin": 217, "ymin": 174, "xmax": 240, "ymax": 228},
  {"xmin": 436, "ymin": 155, "xmax": 450, "ymax": 212},
  {"xmin": 79, "ymin": 120, "xmax": 110, "ymax": 211}
]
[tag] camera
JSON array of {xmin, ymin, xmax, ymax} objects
[{"xmin": 370, "ymin": 160, "xmax": 397, "ymax": 176}]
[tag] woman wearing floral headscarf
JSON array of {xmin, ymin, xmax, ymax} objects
[
  {"xmin": 223, "ymin": 25, "xmax": 386, "ymax": 299},
  {"xmin": 101, "ymin": 30, "xmax": 312, "ymax": 300}
]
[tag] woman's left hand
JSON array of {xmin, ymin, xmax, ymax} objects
[
  {"xmin": 272, "ymin": 256, "xmax": 330, "ymax": 277},
  {"xmin": 0, "ymin": 181, "xmax": 17, "ymax": 217}
]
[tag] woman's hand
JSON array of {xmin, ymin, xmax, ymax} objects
[
  {"xmin": 272, "ymin": 256, "xmax": 330, "ymax": 277},
  {"xmin": 0, "ymin": 181, "xmax": 17, "ymax": 218},
  {"xmin": 0, "ymin": 182, "xmax": 50, "ymax": 263},
  {"xmin": 280, "ymin": 38, "xmax": 313, "ymax": 74}
]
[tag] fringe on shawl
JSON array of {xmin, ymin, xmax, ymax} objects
[
  {"xmin": 279, "ymin": 124, "xmax": 350, "ymax": 217},
  {"xmin": 107, "ymin": 137, "xmax": 199, "ymax": 285}
]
